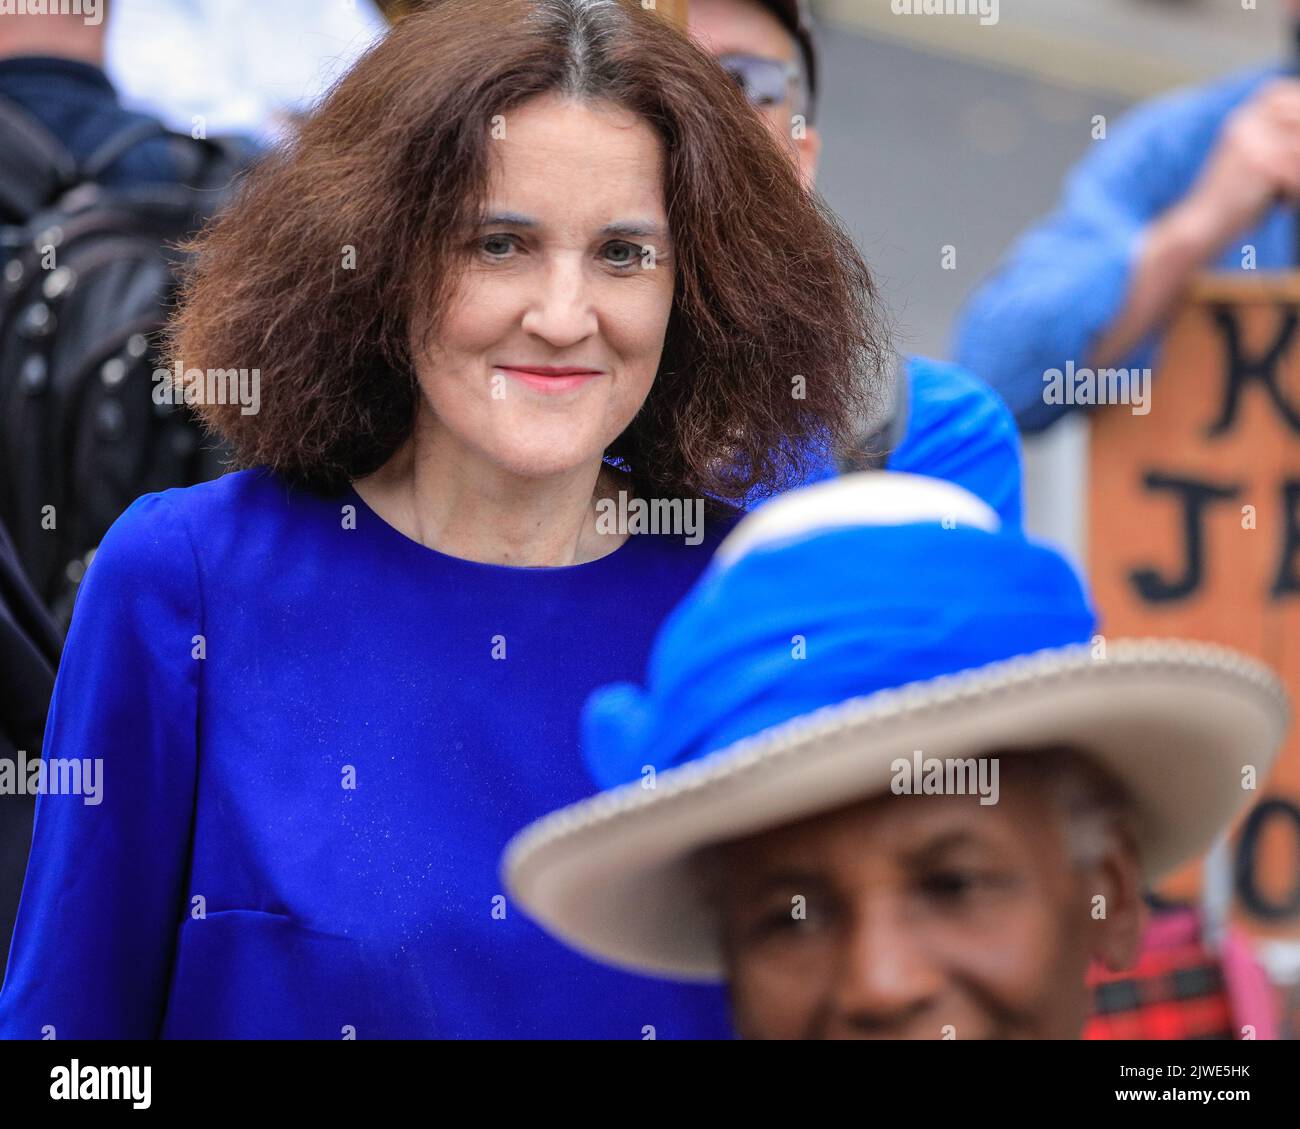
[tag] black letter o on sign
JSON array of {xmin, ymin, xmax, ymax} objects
[{"xmin": 1235, "ymin": 799, "xmax": 1300, "ymax": 921}]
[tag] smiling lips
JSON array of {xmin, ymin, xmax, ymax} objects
[{"xmin": 495, "ymin": 365, "xmax": 605, "ymax": 394}]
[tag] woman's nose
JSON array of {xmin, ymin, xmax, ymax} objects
[{"xmin": 519, "ymin": 259, "xmax": 599, "ymax": 347}]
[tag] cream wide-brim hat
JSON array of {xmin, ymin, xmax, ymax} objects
[{"xmin": 502, "ymin": 475, "xmax": 1291, "ymax": 981}]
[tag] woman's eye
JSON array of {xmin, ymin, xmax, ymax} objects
[
  {"xmin": 480, "ymin": 234, "xmax": 517, "ymax": 258},
  {"xmin": 603, "ymin": 241, "xmax": 643, "ymax": 269}
]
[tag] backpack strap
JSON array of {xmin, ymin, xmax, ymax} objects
[
  {"xmin": 0, "ymin": 518, "xmax": 61, "ymax": 671},
  {"xmin": 80, "ymin": 116, "xmax": 171, "ymax": 180},
  {"xmin": 881, "ymin": 355, "xmax": 910, "ymax": 461},
  {"xmin": 0, "ymin": 95, "xmax": 208, "ymax": 216},
  {"xmin": 846, "ymin": 354, "xmax": 910, "ymax": 471},
  {"xmin": 164, "ymin": 132, "xmax": 256, "ymax": 193},
  {"xmin": 0, "ymin": 94, "xmax": 77, "ymax": 220}
]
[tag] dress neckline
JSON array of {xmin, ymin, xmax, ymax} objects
[{"xmin": 343, "ymin": 483, "xmax": 643, "ymax": 575}]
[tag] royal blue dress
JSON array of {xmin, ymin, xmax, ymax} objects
[{"xmin": 0, "ymin": 468, "xmax": 734, "ymax": 1039}]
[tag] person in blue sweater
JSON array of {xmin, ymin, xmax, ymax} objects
[
  {"xmin": 690, "ymin": 0, "xmax": 1023, "ymax": 526},
  {"xmin": 955, "ymin": 2, "xmax": 1300, "ymax": 433},
  {"xmin": 0, "ymin": 0, "xmax": 888, "ymax": 1039}
]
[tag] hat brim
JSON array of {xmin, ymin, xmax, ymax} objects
[{"xmin": 502, "ymin": 640, "xmax": 1289, "ymax": 982}]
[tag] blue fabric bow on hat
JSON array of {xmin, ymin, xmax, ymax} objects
[{"xmin": 583, "ymin": 515, "xmax": 1097, "ymax": 791}]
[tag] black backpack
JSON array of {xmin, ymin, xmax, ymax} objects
[{"xmin": 0, "ymin": 96, "xmax": 251, "ymax": 627}]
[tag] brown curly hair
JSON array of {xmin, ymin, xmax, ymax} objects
[{"xmin": 168, "ymin": 0, "xmax": 890, "ymax": 502}]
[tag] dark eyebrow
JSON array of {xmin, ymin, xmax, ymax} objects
[
  {"xmin": 733, "ymin": 869, "xmax": 829, "ymax": 898},
  {"xmin": 478, "ymin": 211, "xmax": 538, "ymax": 229},
  {"xmin": 477, "ymin": 212, "xmax": 669, "ymax": 241},
  {"xmin": 904, "ymin": 830, "xmax": 993, "ymax": 866},
  {"xmin": 601, "ymin": 220, "xmax": 668, "ymax": 241}
]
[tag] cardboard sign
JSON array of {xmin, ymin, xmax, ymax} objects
[{"xmin": 1089, "ymin": 275, "xmax": 1300, "ymax": 938}]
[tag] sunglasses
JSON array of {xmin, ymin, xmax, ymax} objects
[{"xmin": 717, "ymin": 53, "xmax": 806, "ymax": 115}]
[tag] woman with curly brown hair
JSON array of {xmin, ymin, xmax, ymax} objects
[{"xmin": 0, "ymin": 0, "xmax": 886, "ymax": 1039}]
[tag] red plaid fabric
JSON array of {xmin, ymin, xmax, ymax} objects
[
  {"xmin": 1086, "ymin": 953, "xmax": 1233, "ymax": 1040},
  {"xmin": 1085, "ymin": 907, "xmax": 1235, "ymax": 1040}
]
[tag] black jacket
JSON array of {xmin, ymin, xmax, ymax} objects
[{"xmin": 0, "ymin": 517, "xmax": 60, "ymax": 982}]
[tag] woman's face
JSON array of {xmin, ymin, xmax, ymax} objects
[{"xmin": 409, "ymin": 93, "xmax": 676, "ymax": 482}]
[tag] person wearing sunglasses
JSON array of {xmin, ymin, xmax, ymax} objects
[
  {"xmin": 692, "ymin": 0, "xmax": 821, "ymax": 191},
  {"xmin": 689, "ymin": 0, "xmax": 1025, "ymax": 530}
]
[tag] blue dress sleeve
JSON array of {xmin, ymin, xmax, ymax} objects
[
  {"xmin": 952, "ymin": 70, "xmax": 1276, "ymax": 434},
  {"xmin": 0, "ymin": 491, "xmax": 200, "ymax": 1039}
]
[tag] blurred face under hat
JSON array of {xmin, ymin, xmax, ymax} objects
[
  {"xmin": 708, "ymin": 748, "xmax": 1143, "ymax": 1039},
  {"xmin": 503, "ymin": 473, "xmax": 1289, "ymax": 1039}
]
